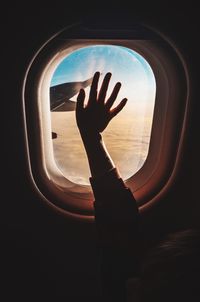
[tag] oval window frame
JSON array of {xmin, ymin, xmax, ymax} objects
[{"xmin": 22, "ymin": 23, "xmax": 190, "ymax": 221}]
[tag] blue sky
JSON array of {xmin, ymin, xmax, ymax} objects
[{"xmin": 50, "ymin": 45, "xmax": 156, "ymax": 106}]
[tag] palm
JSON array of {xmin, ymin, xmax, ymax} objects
[{"xmin": 76, "ymin": 72, "xmax": 127, "ymax": 134}]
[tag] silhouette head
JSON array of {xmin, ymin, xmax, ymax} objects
[{"xmin": 128, "ymin": 229, "xmax": 200, "ymax": 302}]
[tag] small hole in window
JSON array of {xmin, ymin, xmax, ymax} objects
[{"xmin": 50, "ymin": 45, "xmax": 156, "ymax": 185}]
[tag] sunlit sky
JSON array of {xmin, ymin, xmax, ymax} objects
[
  {"xmin": 51, "ymin": 45, "xmax": 155, "ymax": 108},
  {"xmin": 50, "ymin": 44, "xmax": 156, "ymax": 185}
]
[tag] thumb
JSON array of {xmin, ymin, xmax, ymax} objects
[{"xmin": 76, "ymin": 89, "xmax": 85, "ymax": 112}]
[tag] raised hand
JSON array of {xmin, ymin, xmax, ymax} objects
[{"xmin": 76, "ymin": 71, "xmax": 127, "ymax": 136}]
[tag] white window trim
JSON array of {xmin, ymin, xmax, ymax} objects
[{"xmin": 22, "ymin": 26, "xmax": 190, "ymax": 221}]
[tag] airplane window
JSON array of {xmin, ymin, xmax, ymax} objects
[
  {"xmin": 23, "ymin": 24, "xmax": 189, "ymax": 220},
  {"xmin": 50, "ymin": 45, "xmax": 156, "ymax": 185}
]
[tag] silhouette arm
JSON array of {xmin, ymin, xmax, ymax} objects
[
  {"xmin": 76, "ymin": 71, "xmax": 127, "ymax": 178},
  {"xmin": 76, "ymin": 72, "xmax": 140, "ymax": 302}
]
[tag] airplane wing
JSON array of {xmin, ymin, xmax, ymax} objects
[
  {"xmin": 50, "ymin": 76, "xmax": 93, "ymax": 139},
  {"xmin": 50, "ymin": 77, "xmax": 93, "ymax": 112}
]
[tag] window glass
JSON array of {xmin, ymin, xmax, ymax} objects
[{"xmin": 50, "ymin": 45, "xmax": 156, "ymax": 185}]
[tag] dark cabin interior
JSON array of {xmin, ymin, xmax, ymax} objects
[{"xmin": 2, "ymin": 3, "xmax": 200, "ymax": 301}]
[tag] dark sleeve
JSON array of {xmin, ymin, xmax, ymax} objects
[{"xmin": 90, "ymin": 168, "xmax": 141, "ymax": 302}]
